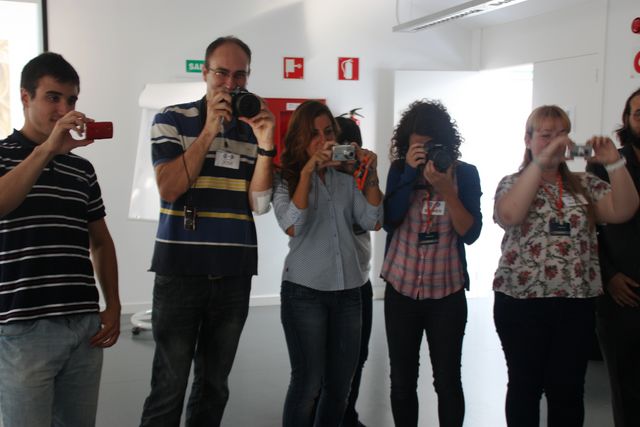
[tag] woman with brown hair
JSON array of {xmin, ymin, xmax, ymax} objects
[
  {"xmin": 272, "ymin": 100, "xmax": 383, "ymax": 427},
  {"xmin": 493, "ymin": 105, "xmax": 639, "ymax": 426}
]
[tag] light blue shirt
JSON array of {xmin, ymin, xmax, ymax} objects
[{"xmin": 273, "ymin": 169, "xmax": 382, "ymax": 291}]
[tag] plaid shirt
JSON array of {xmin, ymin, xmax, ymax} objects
[
  {"xmin": 381, "ymin": 160, "xmax": 483, "ymax": 300},
  {"xmin": 382, "ymin": 183, "xmax": 463, "ymax": 299}
]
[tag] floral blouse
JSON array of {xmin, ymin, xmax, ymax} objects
[{"xmin": 492, "ymin": 172, "xmax": 610, "ymax": 299}]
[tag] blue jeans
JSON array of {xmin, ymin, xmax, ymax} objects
[
  {"xmin": 385, "ymin": 284, "xmax": 467, "ymax": 427},
  {"xmin": 281, "ymin": 281, "xmax": 362, "ymax": 427},
  {"xmin": 494, "ymin": 292, "xmax": 595, "ymax": 427},
  {"xmin": 140, "ymin": 274, "xmax": 251, "ymax": 427},
  {"xmin": 0, "ymin": 314, "xmax": 103, "ymax": 427}
]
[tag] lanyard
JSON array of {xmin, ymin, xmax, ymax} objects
[
  {"xmin": 422, "ymin": 191, "xmax": 434, "ymax": 232},
  {"xmin": 353, "ymin": 156, "xmax": 370, "ymax": 190},
  {"xmin": 542, "ymin": 173, "xmax": 564, "ymax": 220}
]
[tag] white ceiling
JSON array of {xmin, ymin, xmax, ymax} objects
[{"xmin": 395, "ymin": 0, "xmax": 596, "ymax": 30}]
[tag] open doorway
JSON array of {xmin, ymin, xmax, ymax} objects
[
  {"xmin": 0, "ymin": 0, "xmax": 46, "ymax": 138},
  {"xmin": 393, "ymin": 65, "xmax": 533, "ymax": 297}
]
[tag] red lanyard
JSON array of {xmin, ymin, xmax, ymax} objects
[
  {"xmin": 542, "ymin": 173, "xmax": 564, "ymax": 220},
  {"xmin": 353, "ymin": 156, "xmax": 370, "ymax": 190},
  {"xmin": 422, "ymin": 191, "xmax": 434, "ymax": 232}
]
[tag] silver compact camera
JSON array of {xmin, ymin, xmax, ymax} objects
[
  {"xmin": 569, "ymin": 144, "xmax": 593, "ymax": 157},
  {"xmin": 331, "ymin": 144, "xmax": 356, "ymax": 161}
]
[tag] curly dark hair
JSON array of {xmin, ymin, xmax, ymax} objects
[
  {"xmin": 389, "ymin": 100, "xmax": 462, "ymax": 162},
  {"xmin": 280, "ymin": 100, "xmax": 339, "ymax": 197}
]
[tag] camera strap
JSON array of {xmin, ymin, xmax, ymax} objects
[{"xmin": 353, "ymin": 156, "xmax": 370, "ymax": 190}]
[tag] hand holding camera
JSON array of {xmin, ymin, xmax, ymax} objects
[
  {"xmin": 48, "ymin": 112, "xmax": 113, "ymax": 155},
  {"xmin": 583, "ymin": 136, "xmax": 620, "ymax": 166},
  {"xmin": 205, "ymin": 88, "xmax": 234, "ymax": 130},
  {"xmin": 533, "ymin": 134, "xmax": 571, "ymax": 170},
  {"xmin": 303, "ymin": 141, "xmax": 338, "ymax": 175},
  {"xmin": 406, "ymin": 136, "xmax": 427, "ymax": 169}
]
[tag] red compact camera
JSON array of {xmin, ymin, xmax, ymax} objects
[{"xmin": 85, "ymin": 122, "xmax": 113, "ymax": 140}]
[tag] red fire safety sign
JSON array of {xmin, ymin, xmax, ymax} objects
[
  {"xmin": 283, "ymin": 57, "xmax": 304, "ymax": 79},
  {"xmin": 338, "ymin": 57, "xmax": 359, "ymax": 81}
]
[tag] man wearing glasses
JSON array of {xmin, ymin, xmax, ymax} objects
[{"xmin": 140, "ymin": 36, "xmax": 276, "ymax": 427}]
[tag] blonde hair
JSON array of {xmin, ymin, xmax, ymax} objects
[{"xmin": 521, "ymin": 105, "xmax": 596, "ymax": 229}]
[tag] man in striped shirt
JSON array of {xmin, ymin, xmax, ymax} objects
[
  {"xmin": 0, "ymin": 53, "xmax": 120, "ymax": 426},
  {"xmin": 140, "ymin": 36, "xmax": 276, "ymax": 427}
]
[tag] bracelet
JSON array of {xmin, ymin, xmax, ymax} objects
[
  {"xmin": 257, "ymin": 147, "xmax": 277, "ymax": 157},
  {"xmin": 605, "ymin": 157, "xmax": 626, "ymax": 173}
]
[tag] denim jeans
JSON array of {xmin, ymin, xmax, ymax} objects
[
  {"xmin": 384, "ymin": 284, "xmax": 467, "ymax": 427},
  {"xmin": 0, "ymin": 314, "xmax": 103, "ymax": 427},
  {"xmin": 281, "ymin": 281, "xmax": 362, "ymax": 427},
  {"xmin": 494, "ymin": 292, "xmax": 595, "ymax": 427},
  {"xmin": 140, "ymin": 274, "xmax": 251, "ymax": 427},
  {"xmin": 342, "ymin": 281, "xmax": 373, "ymax": 427}
]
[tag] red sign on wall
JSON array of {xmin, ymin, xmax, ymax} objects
[
  {"xmin": 283, "ymin": 57, "xmax": 304, "ymax": 79},
  {"xmin": 635, "ymin": 51, "xmax": 640, "ymax": 74},
  {"xmin": 338, "ymin": 57, "xmax": 359, "ymax": 81}
]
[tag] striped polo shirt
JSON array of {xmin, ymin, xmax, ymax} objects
[
  {"xmin": 149, "ymin": 97, "xmax": 259, "ymax": 276},
  {"xmin": 0, "ymin": 130, "xmax": 104, "ymax": 324}
]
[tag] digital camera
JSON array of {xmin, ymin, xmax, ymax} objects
[
  {"xmin": 332, "ymin": 144, "xmax": 356, "ymax": 161},
  {"xmin": 425, "ymin": 142, "xmax": 454, "ymax": 172},
  {"xmin": 569, "ymin": 144, "xmax": 593, "ymax": 158},
  {"xmin": 85, "ymin": 122, "xmax": 113, "ymax": 140},
  {"xmin": 230, "ymin": 88, "xmax": 261, "ymax": 118}
]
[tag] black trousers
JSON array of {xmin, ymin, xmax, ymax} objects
[
  {"xmin": 597, "ymin": 296, "xmax": 640, "ymax": 427},
  {"xmin": 493, "ymin": 292, "xmax": 595, "ymax": 427},
  {"xmin": 385, "ymin": 284, "xmax": 467, "ymax": 427}
]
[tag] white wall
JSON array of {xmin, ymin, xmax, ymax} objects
[
  {"xmin": 602, "ymin": 0, "xmax": 640, "ymax": 137},
  {"xmin": 479, "ymin": 0, "xmax": 607, "ymax": 70},
  {"xmin": 44, "ymin": 0, "xmax": 640, "ymax": 312},
  {"xmin": 45, "ymin": 0, "xmax": 475, "ymax": 312}
]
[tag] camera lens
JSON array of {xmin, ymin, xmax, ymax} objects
[
  {"xmin": 426, "ymin": 143, "xmax": 453, "ymax": 173},
  {"xmin": 231, "ymin": 90, "xmax": 261, "ymax": 118}
]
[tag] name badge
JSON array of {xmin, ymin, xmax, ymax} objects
[
  {"xmin": 421, "ymin": 201, "xmax": 446, "ymax": 216},
  {"xmin": 215, "ymin": 151, "xmax": 240, "ymax": 169},
  {"xmin": 549, "ymin": 219, "xmax": 571, "ymax": 236},
  {"xmin": 418, "ymin": 231, "xmax": 439, "ymax": 245}
]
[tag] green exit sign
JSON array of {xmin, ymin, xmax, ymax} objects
[{"xmin": 186, "ymin": 60, "xmax": 204, "ymax": 73}]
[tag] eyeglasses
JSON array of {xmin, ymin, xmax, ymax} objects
[{"xmin": 206, "ymin": 66, "xmax": 249, "ymax": 81}]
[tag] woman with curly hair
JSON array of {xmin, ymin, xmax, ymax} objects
[
  {"xmin": 272, "ymin": 100, "xmax": 383, "ymax": 427},
  {"xmin": 492, "ymin": 105, "xmax": 638, "ymax": 426},
  {"xmin": 381, "ymin": 100, "xmax": 483, "ymax": 427}
]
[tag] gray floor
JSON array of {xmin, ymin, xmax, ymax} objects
[{"xmin": 97, "ymin": 297, "xmax": 614, "ymax": 426}]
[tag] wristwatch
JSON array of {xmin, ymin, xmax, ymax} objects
[{"xmin": 257, "ymin": 147, "xmax": 277, "ymax": 157}]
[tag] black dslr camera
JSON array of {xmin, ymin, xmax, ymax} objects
[
  {"xmin": 425, "ymin": 142, "xmax": 455, "ymax": 173},
  {"xmin": 230, "ymin": 88, "xmax": 261, "ymax": 118}
]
